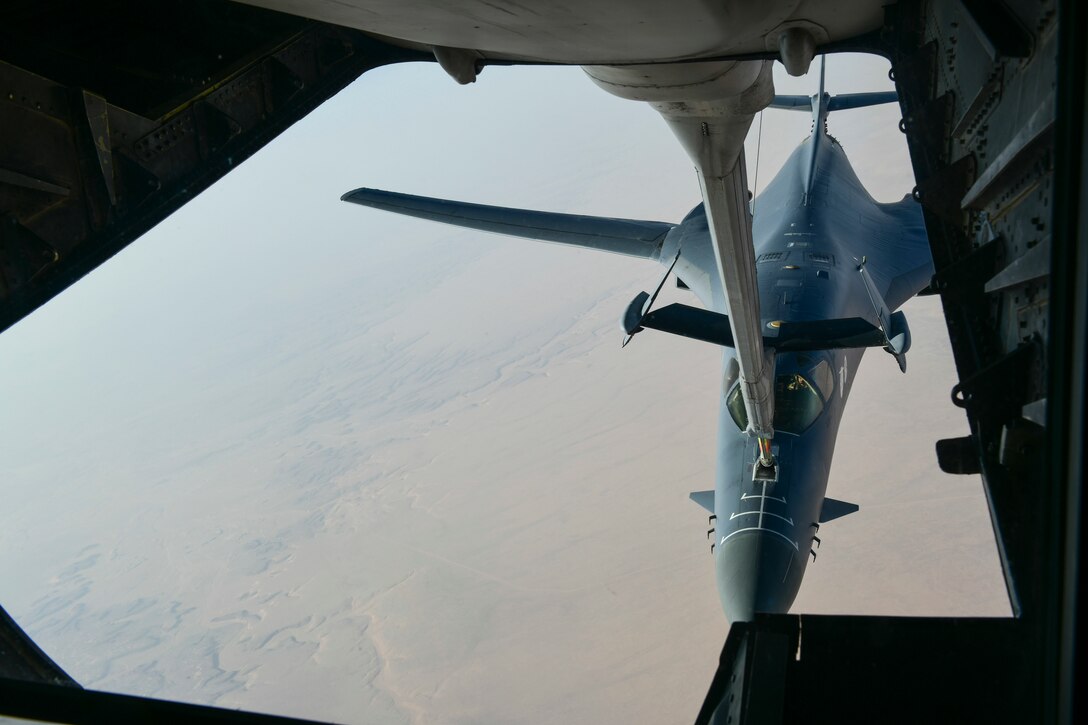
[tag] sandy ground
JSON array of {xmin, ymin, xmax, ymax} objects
[{"xmin": 0, "ymin": 252, "xmax": 1008, "ymax": 724}]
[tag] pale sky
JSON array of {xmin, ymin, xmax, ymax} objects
[{"xmin": 0, "ymin": 54, "xmax": 1007, "ymax": 724}]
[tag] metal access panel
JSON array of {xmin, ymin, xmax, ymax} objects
[
  {"xmin": 888, "ymin": 8, "xmax": 1084, "ymax": 715},
  {"xmin": 892, "ymin": 0, "xmax": 1058, "ymax": 621},
  {"xmin": 0, "ymin": 0, "xmax": 428, "ymax": 334}
]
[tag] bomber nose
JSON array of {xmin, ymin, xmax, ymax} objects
[{"xmin": 715, "ymin": 531, "xmax": 800, "ymax": 623}]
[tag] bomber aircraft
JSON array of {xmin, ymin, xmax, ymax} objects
[{"xmin": 343, "ymin": 60, "xmax": 933, "ymax": 623}]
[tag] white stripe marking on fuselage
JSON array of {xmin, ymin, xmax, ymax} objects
[
  {"xmin": 721, "ymin": 480, "xmax": 800, "ymax": 551},
  {"xmin": 758, "ymin": 481, "xmax": 767, "ymax": 528},
  {"xmin": 720, "ymin": 528, "xmax": 800, "ymax": 552},
  {"xmin": 741, "ymin": 492, "xmax": 787, "ymax": 504},
  {"xmin": 730, "ymin": 510, "xmax": 795, "ymax": 526}
]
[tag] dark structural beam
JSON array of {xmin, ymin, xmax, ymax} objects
[
  {"xmin": 0, "ymin": 604, "xmax": 78, "ymax": 687},
  {"xmin": 0, "ymin": 0, "xmax": 429, "ymax": 335},
  {"xmin": 0, "ymin": 677, "xmax": 337, "ymax": 725},
  {"xmin": 1047, "ymin": 0, "xmax": 1086, "ymax": 720}
]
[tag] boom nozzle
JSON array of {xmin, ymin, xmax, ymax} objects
[
  {"xmin": 757, "ymin": 437, "xmax": 774, "ymax": 466},
  {"xmin": 755, "ymin": 438, "xmax": 777, "ymax": 482}
]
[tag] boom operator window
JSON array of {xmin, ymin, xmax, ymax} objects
[{"xmin": 726, "ymin": 360, "xmax": 833, "ymax": 435}]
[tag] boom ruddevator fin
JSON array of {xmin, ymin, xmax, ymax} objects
[{"xmin": 341, "ymin": 187, "xmax": 672, "ymax": 259}]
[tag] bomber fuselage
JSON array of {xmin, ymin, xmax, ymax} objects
[{"xmin": 659, "ymin": 130, "xmax": 927, "ymax": 621}]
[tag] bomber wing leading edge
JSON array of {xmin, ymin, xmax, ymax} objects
[{"xmin": 340, "ymin": 188, "xmax": 672, "ymax": 259}]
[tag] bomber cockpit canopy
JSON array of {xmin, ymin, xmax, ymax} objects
[{"xmin": 727, "ymin": 359, "xmax": 835, "ymax": 435}]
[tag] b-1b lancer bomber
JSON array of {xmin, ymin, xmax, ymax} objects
[{"xmin": 342, "ymin": 60, "xmax": 933, "ymax": 624}]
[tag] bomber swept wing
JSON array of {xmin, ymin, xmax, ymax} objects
[{"xmin": 340, "ymin": 188, "xmax": 672, "ymax": 259}]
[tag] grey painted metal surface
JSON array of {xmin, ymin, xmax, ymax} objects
[{"xmin": 235, "ymin": 0, "xmax": 888, "ymax": 65}]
